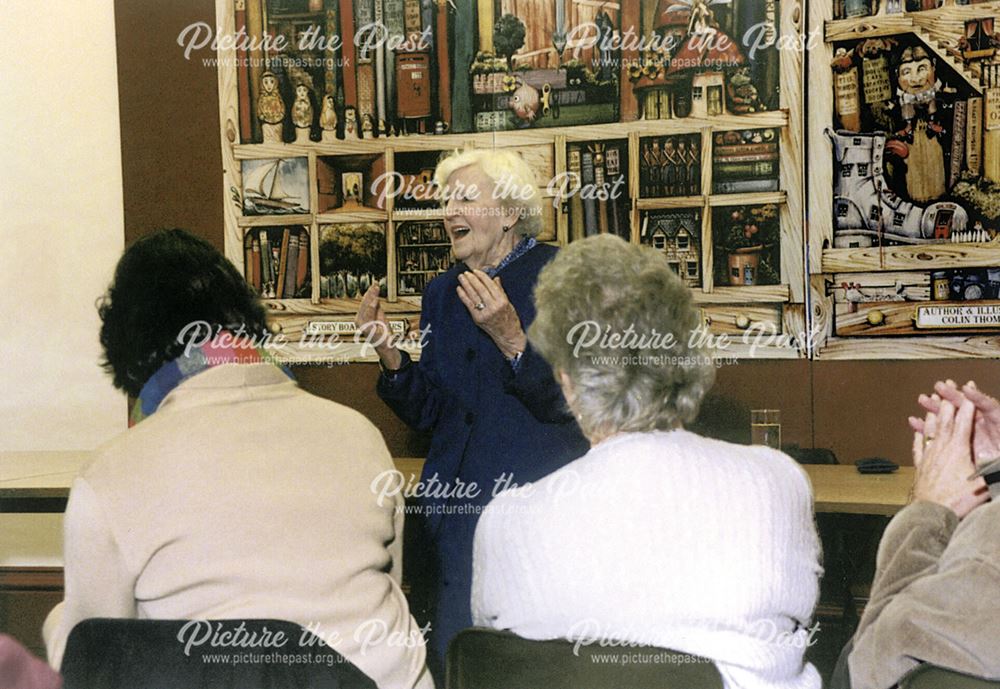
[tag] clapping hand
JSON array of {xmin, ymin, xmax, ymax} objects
[
  {"xmin": 911, "ymin": 395, "xmax": 990, "ymax": 519},
  {"xmin": 455, "ymin": 270, "xmax": 527, "ymax": 360},
  {"xmin": 910, "ymin": 380, "xmax": 1000, "ymax": 465}
]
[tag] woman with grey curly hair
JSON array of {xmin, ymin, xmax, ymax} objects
[
  {"xmin": 472, "ymin": 235, "xmax": 823, "ymax": 689},
  {"xmin": 529, "ymin": 232, "xmax": 715, "ymax": 440}
]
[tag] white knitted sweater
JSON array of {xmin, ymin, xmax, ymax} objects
[{"xmin": 471, "ymin": 430, "xmax": 822, "ymax": 689}]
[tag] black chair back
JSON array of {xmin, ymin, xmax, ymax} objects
[
  {"xmin": 446, "ymin": 628, "xmax": 723, "ymax": 689},
  {"xmin": 900, "ymin": 666, "xmax": 1000, "ymax": 689},
  {"xmin": 60, "ymin": 618, "xmax": 377, "ymax": 689},
  {"xmin": 829, "ymin": 639, "xmax": 853, "ymax": 689},
  {"xmin": 830, "ymin": 640, "xmax": 1000, "ymax": 689},
  {"xmin": 782, "ymin": 445, "xmax": 838, "ymax": 465}
]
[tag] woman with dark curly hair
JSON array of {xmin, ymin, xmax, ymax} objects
[
  {"xmin": 44, "ymin": 229, "xmax": 434, "ymax": 689},
  {"xmin": 96, "ymin": 228, "xmax": 271, "ymax": 399}
]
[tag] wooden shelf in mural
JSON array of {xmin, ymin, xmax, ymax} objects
[
  {"xmin": 231, "ymin": 114, "xmax": 792, "ymax": 159},
  {"xmin": 824, "ymin": 16, "xmax": 916, "ymax": 42},
  {"xmin": 261, "ymin": 296, "xmax": 422, "ymax": 319},
  {"xmin": 823, "ymin": 242, "xmax": 1000, "ymax": 273},
  {"xmin": 393, "ymin": 209, "xmax": 446, "ymax": 221},
  {"xmin": 216, "ymin": 0, "xmax": 1000, "ymax": 360},
  {"xmin": 708, "ymin": 191, "xmax": 787, "ymax": 208},
  {"xmin": 233, "ymin": 143, "xmax": 316, "ymax": 160},
  {"xmin": 315, "ymin": 296, "xmax": 422, "ymax": 312},
  {"xmin": 316, "ymin": 209, "xmax": 388, "ymax": 224},
  {"xmin": 835, "ymin": 298, "xmax": 1000, "ymax": 337},
  {"xmin": 258, "ymin": 298, "xmax": 320, "ymax": 316},
  {"xmin": 237, "ymin": 214, "xmax": 313, "ymax": 228},
  {"xmin": 691, "ymin": 285, "xmax": 791, "ymax": 305},
  {"xmin": 815, "ymin": 335, "xmax": 1000, "ymax": 360},
  {"xmin": 637, "ymin": 196, "xmax": 705, "ymax": 210},
  {"xmin": 702, "ymin": 304, "xmax": 783, "ymax": 334},
  {"xmin": 826, "ymin": 2, "xmax": 1000, "ymax": 43},
  {"xmin": 829, "ymin": 271, "xmax": 931, "ymax": 301},
  {"xmin": 637, "ymin": 192, "xmax": 787, "ymax": 209}
]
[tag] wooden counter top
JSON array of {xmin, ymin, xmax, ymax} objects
[
  {"xmin": 3, "ymin": 452, "xmax": 915, "ymax": 516},
  {"xmin": 803, "ymin": 464, "xmax": 913, "ymax": 516},
  {"xmin": 0, "ymin": 452, "xmax": 91, "ymax": 500},
  {"xmin": 0, "ymin": 452, "xmax": 426, "ymax": 501}
]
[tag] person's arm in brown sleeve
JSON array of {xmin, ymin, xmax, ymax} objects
[
  {"xmin": 849, "ymin": 395, "xmax": 994, "ymax": 689},
  {"xmin": 849, "ymin": 502, "xmax": 1000, "ymax": 689}
]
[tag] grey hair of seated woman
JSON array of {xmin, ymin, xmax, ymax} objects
[{"xmin": 528, "ymin": 234, "xmax": 716, "ymax": 442}]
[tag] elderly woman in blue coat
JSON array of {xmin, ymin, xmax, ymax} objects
[{"xmin": 355, "ymin": 149, "xmax": 587, "ymax": 672}]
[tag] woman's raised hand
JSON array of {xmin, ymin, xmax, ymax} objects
[
  {"xmin": 355, "ymin": 284, "xmax": 402, "ymax": 370},
  {"xmin": 456, "ymin": 270, "xmax": 528, "ymax": 360}
]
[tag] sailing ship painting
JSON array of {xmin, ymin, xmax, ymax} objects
[{"xmin": 241, "ymin": 157, "xmax": 310, "ymax": 215}]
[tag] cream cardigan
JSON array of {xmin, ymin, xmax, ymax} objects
[
  {"xmin": 44, "ymin": 364, "xmax": 433, "ymax": 689},
  {"xmin": 472, "ymin": 429, "xmax": 822, "ymax": 689}
]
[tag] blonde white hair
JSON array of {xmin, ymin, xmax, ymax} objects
[
  {"xmin": 529, "ymin": 235, "xmax": 716, "ymax": 439},
  {"xmin": 434, "ymin": 148, "xmax": 544, "ymax": 238}
]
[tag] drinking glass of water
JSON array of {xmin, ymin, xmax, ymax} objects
[{"xmin": 751, "ymin": 409, "xmax": 781, "ymax": 449}]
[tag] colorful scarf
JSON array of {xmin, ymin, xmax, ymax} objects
[
  {"xmin": 486, "ymin": 236, "xmax": 537, "ymax": 277},
  {"xmin": 129, "ymin": 332, "xmax": 293, "ymax": 427}
]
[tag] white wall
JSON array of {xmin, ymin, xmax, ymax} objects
[{"xmin": 0, "ymin": 0, "xmax": 127, "ymax": 451}]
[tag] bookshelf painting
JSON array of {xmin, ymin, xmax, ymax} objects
[
  {"xmin": 712, "ymin": 129, "xmax": 780, "ymax": 194},
  {"xmin": 396, "ymin": 220, "xmax": 454, "ymax": 295},
  {"xmin": 244, "ymin": 1, "xmax": 342, "ymax": 144},
  {"xmin": 829, "ymin": 36, "xmax": 985, "ymax": 249},
  {"xmin": 808, "ymin": 0, "xmax": 1000, "ymax": 358},
  {"xmin": 243, "ymin": 226, "xmax": 312, "ymax": 299},
  {"xmin": 231, "ymin": 0, "xmax": 787, "ymax": 141},
  {"xmin": 831, "ymin": 267, "xmax": 1000, "ymax": 337},
  {"xmin": 216, "ymin": 0, "xmax": 808, "ymax": 361},
  {"xmin": 471, "ymin": 9, "xmax": 623, "ymax": 132},
  {"xmin": 235, "ymin": 0, "xmax": 626, "ymax": 143},
  {"xmin": 567, "ymin": 139, "xmax": 631, "ymax": 241}
]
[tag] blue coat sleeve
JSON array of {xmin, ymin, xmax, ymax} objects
[
  {"xmin": 501, "ymin": 341, "xmax": 575, "ymax": 425},
  {"xmin": 375, "ymin": 283, "xmax": 445, "ymax": 433}
]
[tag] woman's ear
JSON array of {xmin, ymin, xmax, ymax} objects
[{"xmin": 501, "ymin": 204, "xmax": 522, "ymax": 228}]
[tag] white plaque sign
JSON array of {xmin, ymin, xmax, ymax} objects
[
  {"xmin": 915, "ymin": 304, "xmax": 1000, "ymax": 329},
  {"xmin": 307, "ymin": 321, "xmax": 355, "ymax": 336},
  {"xmin": 985, "ymin": 88, "xmax": 1000, "ymax": 132},
  {"xmin": 306, "ymin": 319, "xmax": 407, "ymax": 336}
]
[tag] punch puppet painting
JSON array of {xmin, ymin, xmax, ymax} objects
[{"xmin": 828, "ymin": 30, "xmax": 1000, "ymax": 248}]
